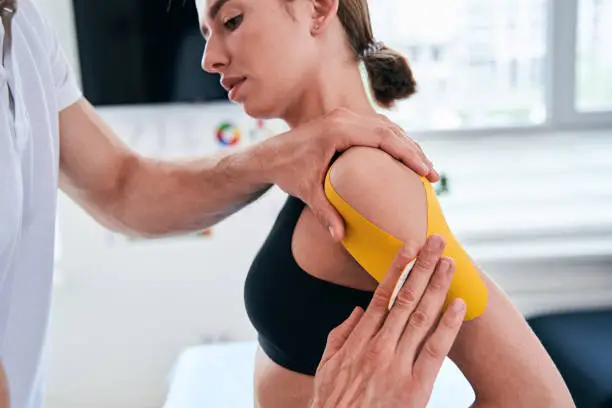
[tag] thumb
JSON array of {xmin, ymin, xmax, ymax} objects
[
  {"xmin": 311, "ymin": 193, "xmax": 345, "ymax": 242},
  {"xmin": 318, "ymin": 307, "xmax": 364, "ymax": 370}
]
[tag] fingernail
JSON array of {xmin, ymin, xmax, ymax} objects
[
  {"xmin": 421, "ymin": 161, "xmax": 430, "ymax": 173},
  {"xmin": 452, "ymin": 298, "xmax": 466, "ymax": 313},
  {"xmin": 439, "ymin": 259, "xmax": 451, "ymax": 273}
]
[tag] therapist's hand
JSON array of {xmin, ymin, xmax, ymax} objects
[
  {"xmin": 311, "ymin": 235, "xmax": 466, "ymax": 408},
  {"xmin": 262, "ymin": 108, "xmax": 438, "ymax": 242}
]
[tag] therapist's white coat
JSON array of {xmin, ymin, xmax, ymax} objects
[{"xmin": 0, "ymin": 1, "xmax": 82, "ymax": 407}]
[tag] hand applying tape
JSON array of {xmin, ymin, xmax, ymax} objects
[{"xmin": 312, "ymin": 236, "xmax": 466, "ymax": 408}]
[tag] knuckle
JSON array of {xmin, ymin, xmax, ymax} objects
[
  {"xmin": 334, "ymin": 106, "xmax": 350, "ymax": 116},
  {"xmin": 372, "ymin": 287, "xmax": 393, "ymax": 306},
  {"xmin": 395, "ymin": 286, "xmax": 418, "ymax": 309},
  {"xmin": 429, "ymin": 271, "xmax": 450, "ymax": 291},
  {"xmin": 332, "ymin": 107, "xmax": 354, "ymax": 123},
  {"xmin": 372, "ymin": 327, "xmax": 394, "ymax": 353},
  {"xmin": 325, "ymin": 340, "xmax": 341, "ymax": 355},
  {"xmin": 338, "ymin": 350, "xmax": 356, "ymax": 371},
  {"xmin": 326, "ymin": 327, "xmax": 340, "ymax": 343},
  {"xmin": 328, "ymin": 107, "xmax": 344, "ymax": 118},
  {"xmin": 395, "ymin": 243, "xmax": 418, "ymax": 266},
  {"xmin": 409, "ymin": 150, "xmax": 424, "ymax": 165},
  {"xmin": 408, "ymin": 309, "xmax": 430, "ymax": 329},
  {"xmin": 298, "ymin": 184, "xmax": 312, "ymax": 203},
  {"xmin": 417, "ymin": 255, "xmax": 438, "ymax": 271},
  {"xmin": 363, "ymin": 348, "xmax": 380, "ymax": 364},
  {"xmin": 311, "ymin": 197, "xmax": 327, "ymax": 214},
  {"xmin": 417, "ymin": 241, "xmax": 444, "ymax": 269},
  {"xmin": 376, "ymin": 114, "xmax": 393, "ymax": 126},
  {"xmin": 327, "ymin": 111, "xmax": 345, "ymax": 129},
  {"xmin": 374, "ymin": 124, "xmax": 388, "ymax": 139},
  {"xmin": 364, "ymin": 341, "xmax": 387, "ymax": 364},
  {"xmin": 399, "ymin": 243, "xmax": 418, "ymax": 261},
  {"xmin": 412, "ymin": 140, "xmax": 425, "ymax": 151},
  {"xmin": 422, "ymin": 340, "xmax": 442, "ymax": 361}
]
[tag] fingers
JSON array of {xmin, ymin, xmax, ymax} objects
[
  {"xmin": 412, "ymin": 298, "xmax": 466, "ymax": 386},
  {"xmin": 318, "ymin": 307, "xmax": 364, "ymax": 369},
  {"xmin": 310, "ymin": 190, "xmax": 346, "ymax": 242},
  {"xmin": 329, "ymin": 109, "xmax": 438, "ymax": 183},
  {"xmin": 376, "ymin": 123, "xmax": 439, "ymax": 183},
  {"xmin": 408, "ymin": 139, "xmax": 439, "ymax": 183},
  {"xmin": 342, "ymin": 242, "xmax": 420, "ymax": 353},
  {"xmin": 398, "ymin": 257, "xmax": 456, "ymax": 359},
  {"xmin": 372, "ymin": 235, "xmax": 447, "ymax": 349},
  {"xmin": 377, "ymin": 128, "xmax": 430, "ymax": 176},
  {"xmin": 375, "ymin": 115, "xmax": 439, "ymax": 183}
]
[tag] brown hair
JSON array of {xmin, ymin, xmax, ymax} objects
[{"xmin": 337, "ymin": 0, "xmax": 417, "ymax": 108}]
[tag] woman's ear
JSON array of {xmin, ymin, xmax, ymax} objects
[{"xmin": 310, "ymin": 0, "xmax": 339, "ymax": 35}]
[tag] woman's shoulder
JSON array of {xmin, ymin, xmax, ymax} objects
[
  {"xmin": 326, "ymin": 146, "xmax": 426, "ymax": 201},
  {"xmin": 324, "ymin": 146, "xmax": 428, "ymax": 245}
]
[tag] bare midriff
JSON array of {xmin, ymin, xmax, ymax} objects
[{"xmin": 253, "ymin": 346, "xmax": 315, "ymax": 408}]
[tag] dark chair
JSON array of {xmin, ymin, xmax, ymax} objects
[{"xmin": 528, "ymin": 309, "xmax": 612, "ymax": 408}]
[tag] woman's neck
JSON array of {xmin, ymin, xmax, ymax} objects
[{"xmin": 281, "ymin": 61, "xmax": 378, "ymax": 129}]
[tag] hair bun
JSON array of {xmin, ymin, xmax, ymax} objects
[{"xmin": 363, "ymin": 46, "xmax": 417, "ymax": 109}]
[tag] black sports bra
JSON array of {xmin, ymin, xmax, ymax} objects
[{"xmin": 244, "ymin": 195, "xmax": 374, "ymax": 375}]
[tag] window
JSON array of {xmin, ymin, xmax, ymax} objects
[
  {"xmin": 576, "ymin": 0, "xmax": 612, "ymax": 112},
  {"xmin": 368, "ymin": 0, "xmax": 548, "ymax": 131},
  {"xmin": 366, "ymin": 0, "xmax": 612, "ymax": 132}
]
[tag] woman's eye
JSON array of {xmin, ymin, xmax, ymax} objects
[{"xmin": 223, "ymin": 14, "xmax": 243, "ymax": 31}]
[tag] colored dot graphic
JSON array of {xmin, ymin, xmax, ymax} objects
[{"xmin": 216, "ymin": 122, "xmax": 241, "ymax": 146}]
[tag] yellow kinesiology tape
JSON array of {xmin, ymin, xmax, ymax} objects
[{"xmin": 324, "ymin": 168, "xmax": 488, "ymax": 320}]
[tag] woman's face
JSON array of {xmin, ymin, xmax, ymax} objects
[{"xmin": 199, "ymin": 0, "xmax": 320, "ymax": 118}]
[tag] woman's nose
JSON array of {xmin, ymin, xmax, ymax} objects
[{"xmin": 202, "ymin": 37, "xmax": 228, "ymax": 74}]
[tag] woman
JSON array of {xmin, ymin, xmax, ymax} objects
[{"xmin": 197, "ymin": 0, "xmax": 574, "ymax": 407}]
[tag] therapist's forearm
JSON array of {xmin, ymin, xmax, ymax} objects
[{"xmin": 101, "ymin": 145, "xmax": 273, "ymax": 237}]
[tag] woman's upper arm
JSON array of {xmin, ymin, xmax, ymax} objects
[
  {"xmin": 328, "ymin": 146, "xmax": 573, "ymax": 407},
  {"xmin": 450, "ymin": 273, "xmax": 573, "ymax": 406},
  {"xmin": 329, "ymin": 146, "xmax": 428, "ymax": 249}
]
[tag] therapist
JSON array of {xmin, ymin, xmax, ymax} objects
[{"xmin": 0, "ymin": 1, "xmax": 442, "ymax": 408}]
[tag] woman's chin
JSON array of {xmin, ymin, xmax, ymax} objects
[{"xmin": 243, "ymin": 102, "xmax": 279, "ymax": 120}]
